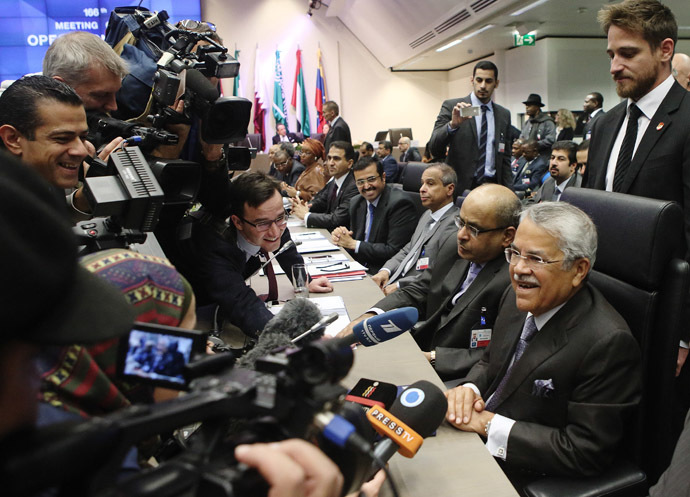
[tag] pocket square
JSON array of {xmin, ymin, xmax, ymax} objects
[{"xmin": 532, "ymin": 378, "xmax": 555, "ymax": 398}]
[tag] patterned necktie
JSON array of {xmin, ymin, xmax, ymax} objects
[
  {"xmin": 328, "ymin": 181, "xmax": 338, "ymax": 209},
  {"xmin": 390, "ymin": 218, "xmax": 434, "ymax": 283},
  {"xmin": 485, "ymin": 315, "xmax": 538, "ymax": 411},
  {"xmin": 258, "ymin": 248, "xmax": 278, "ymax": 302},
  {"xmin": 613, "ymin": 104, "xmax": 642, "ymax": 192},
  {"xmin": 365, "ymin": 203, "xmax": 375, "ymax": 242},
  {"xmin": 448, "ymin": 262, "xmax": 482, "ymax": 309},
  {"xmin": 475, "ymin": 105, "xmax": 489, "ymax": 178},
  {"xmin": 551, "ymin": 186, "xmax": 561, "ymax": 202}
]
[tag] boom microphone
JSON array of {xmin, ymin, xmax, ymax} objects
[
  {"xmin": 341, "ymin": 307, "xmax": 419, "ymax": 347},
  {"xmin": 368, "ymin": 380, "xmax": 447, "ymax": 465},
  {"xmin": 236, "ymin": 298, "xmax": 323, "ymax": 369}
]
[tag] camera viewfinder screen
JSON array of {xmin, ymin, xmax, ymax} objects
[{"xmin": 123, "ymin": 328, "xmax": 194, "ymax": 385}]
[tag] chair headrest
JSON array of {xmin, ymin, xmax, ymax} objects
[
  {"xmin": 401, "ymin": 162, "xmax": 428, "ymax": 192},
  {"xmin": 560, "ymin": 189, "xmax": 684, "ymax": 290}
]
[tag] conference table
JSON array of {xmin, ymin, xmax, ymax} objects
[{"xmin": 260, "ymin": 222, "xmax": 519, "ymax": 497}]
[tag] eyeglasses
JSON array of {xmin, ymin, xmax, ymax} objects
[
  {"xmin": 504, "ymin": 247, "xmax": 563, "ymax": 269},
  {"xmin": 275, "ymin": 160, "xmax": 290, "ymax": 168},
  {"xmin": 178, "ymin": 19, "xmax": 217, "ymax": 32},
  {"xmin": 355, "ymin": 176, "xmax": 381, "ymax": 187},
  {"xmin": 240, "ymin": 211, "xmax": 289, "ymax": 232},
  {"xmin": 454, "ymin": 215, "xmax": 507, "ymax": 238}
]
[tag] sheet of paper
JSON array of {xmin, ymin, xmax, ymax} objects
[{"xmin": 268, "ymin": 296, "xmax": 350, "ymax": 337}]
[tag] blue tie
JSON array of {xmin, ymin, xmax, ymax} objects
[
  {"xmin": 485, "ymin": 315, "xmax": 538, "ymax": 411},
  {"xmin": 365, "ymin": 203, "xmax": 375, "ymax": 242}
]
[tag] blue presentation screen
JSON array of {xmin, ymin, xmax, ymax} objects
[{"xmin": 0, "ymin": 1, "xmax": 201, "ymax": 81}]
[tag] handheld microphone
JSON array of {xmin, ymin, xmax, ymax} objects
[
  {"xmin": 339, "ymin": 307, "xmax": 418, "ymax": 348},
  {"xmin": 291, "ymin": 312, "xmax": 339, "ymax": 343},
  {"xmin": 367, "ymin": 380, "xmax": 447, "ymax": 462}
]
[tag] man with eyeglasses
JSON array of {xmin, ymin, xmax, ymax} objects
[
  {"xmin": 338, "ymin": 184, "xmax": 520, "ymax": 380},
  {"xmin": 272, "ymin": 143, "xmax": 305, "ymax": 195},
  {"xmin": 446, "ymin": 202, "xmax": 640, "ymax": 483},
  {"xmin": 185, "ymin": 172, "xmax": 332, "ymax": 338},
  {"xmin": 331, "ymin": 156, "xmax": 417, "ymax": 274}
]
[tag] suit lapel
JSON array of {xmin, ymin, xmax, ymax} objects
[
  {"xmin": 354, "ymin": 199, "xmax": 367, "ymax": 239},
  {"xmin": 622, "ymin": 83, "xmax": 685, "ymax": 192},
  {"xmin": 369, "ymin": 186, "xmax": 390, "ymax": 241},
  {"xmin": 593, "ymin": 103, "xmax": 626, "ymax": 190}
]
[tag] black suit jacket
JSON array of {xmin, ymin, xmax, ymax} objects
[
  {"xmin": 272, "ymin": 132, "xmax": 301, "ymax": 144},
  {"xmin": 190, "ymin": 223, "xmax": 303, "ymax": 337},
  {"xmin": 429, "ymin": 95, "xmax": 512, "ymax": 193},
  {"xmin": 582, "ymin": 109, "xmax": 606, "ymax": 140},
  {"xmin": 347, "ymin": 185, "xmax": 417, "ymax": 273},
  {"xmin": 400, "ymin": 148, "xmax": 422, "ymax": 163},
  {"xmin": 377, "ymin": 234, "xmax": 511, "ymax": 380},
  {"xmin": 465, "ymin": 284, "xmax": 641, "ymax": 477},
  {"xmin": 379, "ymin": 154, "xmax": 399, "ymax": 183},
  {"xmin": 513, "ymin": 156, "xmax": 548, "ymax": 192},
  {"xmin": 306, "ymin": 171, "xmax": 359, "ymax": 231},
  {"xmin": 323, "ymin": 116, "xmax": 352, "ymax": 154}
]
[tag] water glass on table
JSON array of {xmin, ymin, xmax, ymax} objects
[{"xmin": 291, "ymin": 264, "xmax": 308, "ymax": 298}]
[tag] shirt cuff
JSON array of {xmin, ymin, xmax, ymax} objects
[
  {"xmin": 68, "ymin": 189, "xmax": 91, "ymax": 216},
  {"xmin": 380, "ymin": 268, "xmax": 392, "ymax": 275},
  {"xmin": 463, "ymin": 383, "xmax": 481, "ymax": 397},
  {"xmin": 304, "ymin": 212, "xmax": 311, "ymax": 225},
  {"xmin": 355, "ymin": 240, "xmax": 361, "ymax": 253},
  {"xmin": 486, "ymin": 414, "xmax": 515, "ymax": 461},
  {"xmin": 680, "ymin": 340, "xmax": 689, "ymax": 349},
  {"xmin": 365, "ymin": 307, "xmax": 386, "ymax": 315},
  {"xmin": 447, "ymin": 123, "xmax": 459, "ymax": 134}
]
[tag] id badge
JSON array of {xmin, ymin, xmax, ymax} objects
[
  {"xmin": 470, "ymin": 328, "xmax": 492, "ymax": 349},
  {"xmin": 416, "ymin": 257, "xmax": 429, "ymax": 271},
  {"xmin": 498, "ymin": 142, "xmax": 505, "ymax": 153}
]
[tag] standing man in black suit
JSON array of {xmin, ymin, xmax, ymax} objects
[
  {"xmin": 322, "ymin": 100, "xmax": 351, "ymax": 155},
  {"xmin": 340, "ymin": 184, "xmax": 520, "ymax": 381},
  {"xmin": 446, "ymin": 202, "xmax": 641, "ymax": 480},
  {"xmin": 430, "ymin": 61, "xmax": 512, "ymax": 194},
  {"xmin": 587, "ymin": 0, "xmax": 690, "ymax": 375},
  {"xmin": 581, "ymin": 92, "xmax": 606, "ymax": 140},
  {"xmin": 376, "ymin": 140, "xmax": 399, "ymax": 183},
  {"xmin": 399, "ymin": 136, "xmax": 422, "ymax": 163},
  {"xmin": 291, "ymin": 141, "xmax": 359, "ymax": 231},
  {"xmin": 331, "ymin": 156, "xmax": 417, "ymax": 273},
  {"xmin": 271, "ymin": 123, "xmax": 301, "ymax": 144}
]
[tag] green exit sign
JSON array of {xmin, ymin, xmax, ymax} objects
[{"xmin": 514, "ymin": 34, "xmax": 536, "ymax": 46}]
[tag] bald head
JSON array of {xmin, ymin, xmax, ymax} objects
[{"xmin": 672, "ymin": 53, "xmax": 690, "ymax": 90}]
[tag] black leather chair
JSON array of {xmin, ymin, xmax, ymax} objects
[
  {"xmin": 523, "ymin": 189, "xmax": 689, "ymax": 497},
  {"xmin": 398, "ymin": 162, "xmax": 428, "ymax": 218}
]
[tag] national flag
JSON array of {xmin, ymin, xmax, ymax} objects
[
  {"xmin": 315, "ymin": 47, "xmax": 328, "ymax": 133},
  {"xmin": 273, "ymin": 50, "xmax": 288, "ymax": 130},
  {"xmin": 232, "ymin": 49, "xmax": 244, "ymax": 98},
  {"xmin": 291, "ymin": 48, "xmax": 310, "ymax": 137},
  {"xmin": 253, "ymin": 48, "xmax": 269, "ymax": 151}
]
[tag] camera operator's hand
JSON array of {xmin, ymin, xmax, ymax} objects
[
  {"xmin": 73, "ymin": 136, "xmax": 126, "ymax": 214},
  {"xmin": 151, "ymin": 99, "xmax": 191, "ymax": 159},
  {"xmin": 235, "ymin": 439, "xmax": 343, "ymax": 497}
]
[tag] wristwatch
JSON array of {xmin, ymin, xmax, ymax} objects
[{"xmin": 429, "ymin": 349, "xmax": 436, "ymax": 368}]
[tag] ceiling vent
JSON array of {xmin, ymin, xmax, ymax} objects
[
  {"xmin": 410, "ymin": 31, "xmax": 435, "ymax": 49},
  {"xmin": 434, "ymin": 9, "xmax": 471, "ymax": 34},
  {"xmin": 470, "ymin": 0, "xmax": 499, "ymax": 14}
]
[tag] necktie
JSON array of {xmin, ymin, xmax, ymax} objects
[
  {"xmin": 485, "ymin": 315, "xmax": 538, "ymax": 411},
  {"xmin": 613, "ymin": 104, "xmax": 642, "ymax": 192},
  {"xmin": 551, "ymin": 186, "xmax": 561, "ymax": 202},
  {"xmin": 475, "ymin": 105, "xmax": 489, "ymax": 179},
  {"xmin": 328, "ymin": 182, "xmax": 338, "ymax": 209},
  {"xmin": 448, "ymin": 262, "xmax": 482, "ymax": 309},
  {"xmin": 389, "ymin": 218, "xmax": 434, "ymax": 283},
  {"xmin": 365, "ymin": 203, "xmax": 375, "ymax": 242},
  {"xmin": 258, "ymin": 248, "xmax": 279, "ymax": 302}
]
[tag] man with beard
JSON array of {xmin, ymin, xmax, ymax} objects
[
  {"xmin": 586, "ymin": 0, "xmax": 690, "ymax": 376},
  {"xmin": 528, "ymin": 141, "xmax": 582, "ymax": 203}
]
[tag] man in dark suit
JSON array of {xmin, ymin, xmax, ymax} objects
[
  {"xmin": 587, "ymin": 0, "xmax": 690, "ymax": 375},
  {"xmin": 513, "ymin": 140, "xmax": 547, "ymax": 195},
  {"xmin": 399, "ymin": 136, "xmax": 422, "ymax": 163},
  {"xmin": 342, "ymin": 184, "xmax": 520, "ymax": 380},
  {"xmin": 331, "ymin": 156, "xmax": 417, "ymax": 273},
  {"xmin": 185, "ymin": 172, "xmax": 332, "ymax": 338},
  {"xmin": 376, "ymin": 140, "xmax": 399, "ymax": 182},
  {"xmin": 446, "ymin": 202, "xmax": 641, "ymax": 480},
  {"xmin": 273, "ymin": 143, "xmax": 305, "ymax": 195},
  {"xmin": 291, "ymin": 141, "xmax": 359, "ymax": 231},
  {"xmin": 371, "ymin": 164, "xmax": 459, "ymax": 295},
  {"xmin": 271, "ymin": 123, "xmax": 301, "ymax": 144},
  {"xmin": 323, "ymin": 100, "xmax": 351, "ymax": 155},
  {"xmin": 430, "ymin": 61, "xmax": 512, "ymax": 193},
  {"xmin": 581, "ymin": 92, "xmax": 606, "ymax": 140},
  {"xmin": 528, "ymin": 140, "xmax": 582, "ymax": 203}
]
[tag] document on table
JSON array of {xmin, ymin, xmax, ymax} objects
[{"xmin": 292, "ymin": 231, "xmax": 339, "ymax": 253}]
